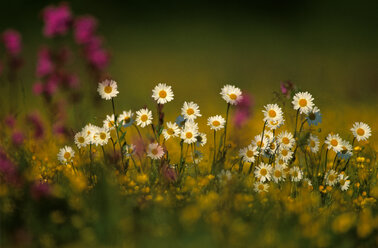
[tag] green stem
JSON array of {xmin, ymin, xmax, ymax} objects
[
  {"xmin": 222, "ymin": 103, "xmax": 231, "ymax": 155},
  {"xmin": 111, "ymin": 98, "xmax": 125, "ymax": 168}
]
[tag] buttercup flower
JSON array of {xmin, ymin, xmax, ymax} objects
[
  {"xmin": 162, "ymin": 122, "xmax": 180, "ymax": 140},
  {"xmin": 239, "ymin": 145, "xmax": 259, "ymax": 163},
  {"xmin": 325, "ymin": 133, "xmax": 343, "ymax": 153},
  {"xmin": 147, "ymin": 143, "xmax": 164, "ymax": 160},
  {"xmin": 97, "ymin": 79, "xmax": 119, "ymax": 100},
  {"xmin": 350, "ymin": 122, "xmax": 371, "ymax": 142},
  {"xmin": 254, "ymin": 163, "xmax": 272, "ymax": 182},
  {"xmin": 207, "ymin": 115, "xmax": 226, "ymax": 131},
  {"xmin": 220, "ymin": 84, "xmax": 242, "ymax": 105},
  {"xmin": 181, "ymin": 101, "xmax": 202, "ymax": 121},
  {"xmin": 57, "ymin": 146, "xmax": 75, "ymax": 164},
  {"xmin": 152, "ymin": 83, "xmax": 174, "ymax": 104},
  {"xmin": 136, "ymin": 108, "xmax": 153, "ymax": 128},
  {"xmin": 292, "ymin": 92, "xmax": 314, "ymax": 114}
]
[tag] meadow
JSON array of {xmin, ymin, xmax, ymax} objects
[{"xmin": 0, "ymin": 2, "xmax": 378, "ymax": 248}]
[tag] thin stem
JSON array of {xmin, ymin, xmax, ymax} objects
[
  {"xmin": 222, "ymin": 103, "xmax": 231, "ymax": 155},
  {"xmin": 293, "ymin": 109, "xmax": 300, "ymax": 138},
  {"xmin": 255, "ymin": 121, "xmax": 267, "ymax": 167},
  {"xmin": 213, "ymin": 130, "xmax": 217, "ymax": 163},
  {"xmin": 111, "ymin": 98, "xmax": 125, "ymax": 168}
]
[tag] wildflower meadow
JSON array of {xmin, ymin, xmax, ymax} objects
[{"xmin": 1, "ymin": 2, "xmax": 377, "ymax": 248}]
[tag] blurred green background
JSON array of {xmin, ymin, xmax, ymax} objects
[{"xmin": 1, "ymin": 0, "xmax": 378, "ymax": 122}]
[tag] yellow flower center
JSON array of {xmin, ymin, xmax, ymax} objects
[
  {"xmin": 141, "ymin": 114, "xmax": 148, "ymax": 122},
  {"xmin": 268, "ymin": 110, "xmax": 276, "ymax": 118},
  {"xmin": 328, "ymin": 174, "xmax": 335, "ymax": 182},
  {"xmin": 64, "ymin": 152, "xmax": 71, "ymax": 159},
  {"xmin": 124, "ymin": 117, "xmax": 131, "ymax": 123},
  {"xmin": 310, "ymin": 140, "xmax": 315, "ymax": 147},
  {"xmin": 246, "ymin": 150, "xmax": 254, "ymax": 157},
  {"xmin": 260, "ymin": 168, "xmax": 267, "ymax": 176},
  {"xmin": 293, "ymin": 171, "xmax": 298, "ymax": 177},
  {"xmin": 309, "ymin": 113, "xmax": 316, "ymax": 120},
  {"xmin": 151, "ymin": 148, "xmax": 158, "ymax": 155},
  {"xmin": 257, "ymin": 141, "xmax": 264, "ymax": 147},
  {"xmin": 104, "ymin": 86, "xmax": 113, "ymax": 94},
  {"xmin": 258, "ymin": 184, "xmax": 264, "ymax": 190},
  {"xmin": 229, "ymin": 93, "xmax": 237, "ymax": 100},
  {"xmin": 339, "ymin": 179, "xmax": 345, "ymax": 185},
  {"xmin": 78, "ymin": 137, "xmax": 85, "ymax": 143},
  {"xmin": 270, "ymin": 143, "xmax": 276, "ymax": 150},
  {"xmin": 282, "ymin": 137, "xmax": 290, "ymax": 145},
  {"xmin": 274, "ymin": 170, "xmax": 282, "ymax": 178},
  {"xmin": 299, "ymin": 99, "xmax": 307, "ymax": 107},
  {"xmin": 159, "ymin": 90, "xmax": 167, "ymax": 98},
  {"xmin": 281, "ymin": 149, "xmax": 288, "ymax": 156},
  {"xmin": 212, "ymin": 120, "xmax": 220, "ymax": 127},
  {"xmin": 167, "ymin": 128, "xmax": 174, "ymax": 135},
  {"xmin": 108, "ymin": 121, "xmax": 114, "ymax": 128},
  {"xmin": 186, "ymin": 132, "xmax": 193, "ymax": 139},
  {"xmin": 186, "ymin": 108, "xmax": 194, "ymax": 115},
  {"xmin": 330, "ymin": 139, "xmax": 338, "ymax": 147},
  {"xmin": 100, "ymin": 133, "xmax": 106, "ymax": 140},
  {"xmin": 356, "ymin": 128, "xmax": 365, "ymax": 136}
]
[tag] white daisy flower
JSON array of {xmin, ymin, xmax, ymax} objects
[
  {"xmin": 162, "ymin": 122, "xmax": 180, "ymax": 140},
  {"xmin": 94, "ymin": 128, "xmax": 110, "ymax": 146},
  {"xmin": 338, "ymin": 173, "xmax": 350, "ymax": 191},
  {"xmin": 277, "ymin": 131, "xmax": 295, "ymax": 149},
  {"xmin": 118, "ymin": 110, "xmax": 134, "ymax": 127},
  {"xmin": 196, "ymin": 132, "xmax": 207, "ymax": 147},
  {"xmin": 254, "ymin": 163, "xmax": 272, "ymax": 182},
  {"xmin": 325, "ymin": 133, "xmax": 343, "ymax": 153},
  {"xmin": 251, "ymin": 134, "xmax": 269, "ymax": 150},
  {"xmin": 218, "ymin": 170, "xmax": 233, "ymax": 183},
  {"xmin": 292, "ymin": 91, "xmax": 314, "ymax": 114},
  {"xmin": 265, "ymin": 138, "xmax": 279, "ymax": 155},
  {"xmin": 82, "ymin": 124, "xmax": 99, "ymax": 145},
  {"xmin": 350, "ymin": 122, "xmax": 371, "ymax": 142},
  {"xmin": 207, "ymin": 115, "xmax": 226, "ymax": 131},
  {"xmin": 57, "ymin": 146, "xmax": 75, "ymax": 164},
  {"xmin": 180, "ymin": 121, "xmax": 199, "ymax": 144},
  {"xmin": 136, "ymin": 108, "xmax": 153, "ymax": 128},
  {"xmin": 275, "ymin": 157, "xmax": 288, "ymax": 169},
  {"xmin": 325, "ymin": 169, "xmax": 339, "ymax": 186},
  {"xmin": 181, "ymin": 101, "xmax": 202, "ymax": 121},
  {"xmin": 74, "ymin": 131, "xmax": 89, "ymax": 149},
  {"xmin": 239, "ymin": 144, "xmax": 259, "ymax": 163},
  {"xmin": 263, "ymin": 131, "xmax": 274, "ymax": 141},
  {"xmin": 308, "ymin": 134, "xmax": 320, "ymax": 153},
  {"xmin": 272, "ymin": 164, "xmax": 285, "ymax": 183},
  {"xmin": 254, "ymin": 181, "xmax": 269, "ymax": 193},
  {"xmin": 220, "ymin": 84, "xmax": 242, "ymax": 105},
  {"xmin": 337, "ymin": 140, "xmax": 353, "ymax": 160},
  {"xmin": 151, "ymin": 83, "xmax": 174, "ymax": 104},
  {"xmin": 147, "ymin": 143, "xmax": 164, "ymax": 160},
  {"xmin": 266, "ymin": 117, "xmax": 285, "ymax": 130},
  {"xmin": 103, "ymin": 114, "xmax": 116, "ymax": 131},
  {"xmin": 262, "ymin": 104, "xmax": 283, "ymax": 122},
  {"xmin": 97, "ymin": 79, "xmax": 119, "ymax": 100},
  {"xmin": 290, "ymin": 166, "xmax": 303, "ymax": 182},
  {"xmin": 278, "ymin": 147, "xmax": 293, "ymax": 162}
]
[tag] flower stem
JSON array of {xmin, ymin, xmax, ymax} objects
[{"xmin": 111, "ymin": 98, "xmax": 125, "ymax": 170}]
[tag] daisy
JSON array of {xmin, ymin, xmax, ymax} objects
[
  {"xmin": 118, "ymin": 110, "xmax": 134, "ymax": 127},
  {"xmin": 350, "ymin": 122, "xmax": 371, "ymax": 142},
  {"xmin": 254, "ymin": 163, "xmax": 272, "ymax": 182},
  {"xmin": 325, "ymin": 169, "xmax": 338, "ymax": 186},
  {"xmin": 193, "ymin": 150, "xmax": 204, "ymax": 164},
  {"xmin": 308, "ymin": 134, "xmax": 320, "ymax": 153},
  {"xmin": 103, "ymin": 114, "xmax": 116, "ymax": 130},
  {"xmin": 265, "ymin": 139, "xmax": 279, "ymax": 156},
  {"xmin": 207, "ymin": 115, "xmax": 226, "ymax": 131},
  {"xmin": 196, "ymin": 132, "xmax": 207, "ymax": 147},
  {"xmin": 290, "ymin": 166, "xmax": 303, "ymax": 182},
  {"xmin": 97, "ymin": 79, "xmax": 119, "ymax": 100},
  {"xmin": 262, "ymin": 104, "xmax": 283, "ymax": 122},
  {"xmin": 136, "ymin": 108, "xmax": 153, "ymax": 128},
  {"xmin": 338, "ymin": 173, "xmax": 350, "ymax": 191},
  {"xmin": 57, "ymin": 146, "xmax": 75, "ymax": 164},
  {"xmin": 272, "ymin": 164, "xmax": 285, "ymax": 183},
  {"xmin": 124, "ymin": 144, "xmax": 136, "ymax": 157},
  {"xmin": 325, "ymin": 133, "xmax": 343, "ymax": 153},
  {"xmin": 147, "ymin": 143, "xmax": 164, "ymax": 160},
  {"xmin": 254, "ymin": 181, "xmax": 269, "ymax": 193},
  {"xmin": 239, "ymin": 145, "xmax": 259, "ymax": 163},
  {"xmin": 94, "ymin": 128, "xmax": 110, "ymax": 146},
  {"xmin": 74, "ymin": 131, "xmax": 89, "ymax": 149},
  {"xmin": 181, "ymin": 121, "xmax": 199, "ymax": 144},
  {"xmin": 251, "ymin": 134, "xmax": 269, "ymax": 150},
  {"xmin": 220, "ymin": 84, "xmax": 242, "ymax": 105},
  {"xmin": 266, "ymin": 118, "xmax": 285, "ymax": 130},
  {"xmin": 303, "ymin": 178, "xmax": 313, "ymax": 188},
  {"xmin": 292, "ymin": 92, "xmax": 314, "ymax": 114},
  {"xmin": 181, "ymin": 101, "xmax": 202, "ymax": 121},
  {"xmin": 218, "ymin": 170, "xmax": 233, "ymax": 183},
  {"xmin": 263, "ymin": 131, "xmax": 274, "ymax": 141},
  {"xmin": 277, "ymin": 131, "xmax": 295, "ymax": 149},
  {"xmin": 162, "ymin": 122, "xmax": 180, "ymax": 140},
  {"xmin": 82, "ymin": 124, "xmax": 100, "ymax": 144},
  {"xmin": 306, "ymin": 106, "xmax": 322, "ymax": 126},
  {"xmin": 152, "ymin": 83, "xmax": 174, "ymax": 104},
  {"xmin": 278, "ymin": 147, "xmax": 293, "ymax": 162},
  {"xmin": 275, "ymin": 157, "xmax": 288, "ymax": 169},
  {"xmin": 337, "ymin": 140, "xmax": 353, "ymax": 160}
]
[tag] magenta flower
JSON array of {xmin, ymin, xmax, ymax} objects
[
  {"xmin": 0, "ymin": 149, "xmax": 21, "ymax": 186},
  {"xmin": 36, "ymin": 47, "xmax": 54, "ymax": 77},
  {"xmin": 26, "ymin": 112, "xmax": 44, "ymax": 139},
  {"xmin": 74, "ymin": 16, "xmax": 97, "ymax": 44},
  {"xmin": 161, "ymin": 164, "xmax": 178, "ymax": 183},
  {"xmin": 4, "ymin": 115, "xmax": 16, "ymax": 129},
  {"xmin": 87, "ymin": 48, "xmax": 110, "ymax": 70},
  {"xmin": 32, "ymin": 82, "xmax": 44, "ymax": 95},
  {"xmin": 12, "ymin": 131, "xmax": 24, "ymax": 146},
  {"xmin": 31, "ymin": 181, "xmax": 51, "ymax": 200},
  {"xmin": 42, "ymin": 3, "xmax": 72, "ymax": 37},
  {"xmin": 280, "ymin": 80, "xmax": 294, "ymax": 98},
  {"xmin": 233, "ymin": 93, "xmax": 254, "ymax": 128},
  {"xmin": 2, "ymin": 29, "xmax": 22, "ymax": 56}
]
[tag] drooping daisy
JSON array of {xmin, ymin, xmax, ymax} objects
[
  {"xmin": 266, "ymin": 117, "xmax": 285, "ymax": 130},
  {"xmin": 97, "ymin": 79, "xmax": 119, "ymax": 100},
  {"xmin": 254, "ymin": 181, "xmax": 269, "ymax": 193},
  {"xmin": 180, "ymin": 121, "xmax": 199, "ymax": 144},
  {"xmin": 338, "ymin": 173, "xmax": 350, "ymax": 191},
  {"xmin": 292, "ymin": 91, "xmax": 314, "ymax": 114},
  {"xmin": 272, "ymin": 164, "xmax": 285, "ymax": 183},
  {"xmin": 254, "ymin": 163, "xmax": 272, "ymax": 182},
  {"xmin": 147, "ymin": 143, "xmax": 164, "ymax": 160},
  {"xmin": 151, "ymin": 83, "xmax": 174, "ymax": 104},
  {"xmin": 290, "ymin": 166, "xmax": 303, "ymax": 182},
  {"xmin": 94, "ymin": 128, "xmax": 110, "ymax": 146},
  {"xmin": 162, "ymin": 122, "xmax": 180, "ymax": 140},
  {"xmin": 220, "ymin": 84, "xmax": 242, "ymax": 105},
  {"xmin": 74, "ymin": 131, "xmax": 89, "ymax": 149},
  {"xmin": 277, "ymin": 131, "xmax": 295, "ymax": 149},
  {"xmin": 350, "ymin": 122, "xmax": 371, "ymax": 142},
  {"xmin": 251, "ymin": 134, "xmax": 269, "ymax": 150},
  {"xmin": 278, "ymin": 147, "xmax": 293, "ymax": 162},
  {"xmin": 262, "ymin": 104, "xmax": 283, "ymax": 122},
  {"xmin": 239, "ymin": 144, "xmax": 259, "ymax": 163},
  {"xmin": 196, "ymin": 132, "xmax": 207, "ymax": 147},
  {"xmin": 207, "ymin": 115, "xmax": 226, "ymax": 131},
  {"xmin": 325, "ymin": 133, "xmax": 343, "ymax": 153},
  {"xmin": 306, "ymin": 106, "xmax": 322, "ymax": 126},
  {"xmin": 325, "ymin": 169, "xmax": 338, "ymax": 186},
  {"xmin": 118, "ymin": 110, "xmax": 134, "ymax": 127},
  {"xmin": 337, "ymin": 140, "xmax": 353, "ymax": 160},
  {"xmin": 103, "ymin": 114, "xmax": 116, "ymax": 130},
  {"xmin": 181, "ymin": 101, "xmax": 202, "ymax": 121},
  {"xmin": 136, "ymin": 108, "xmax": 153, "ymax": 128},
  {"xmin": 308, "ymin": 134, "xmax": 320, "ymax": 153},
  {"xmin": 57, "ymin": 146, "xmax": 75, "ymax": 164}
]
